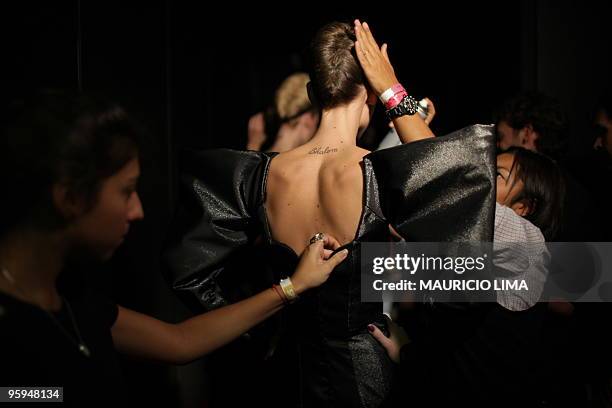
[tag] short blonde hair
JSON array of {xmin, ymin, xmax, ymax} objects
[{"xmin": 275, "ymin": 72, "xmax": 312, "ymax": 121}]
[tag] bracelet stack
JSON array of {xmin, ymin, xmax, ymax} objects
[
  {"xmin": 380, "ymin": 83, "xmax": 408, "ymax": 110},
  {"xmin": 380, "ymin": 83, "xmax": 420, "ymax": 121}
]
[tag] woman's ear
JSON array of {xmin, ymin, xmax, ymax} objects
[
  {"xmin": 510, "ymin": 199, "xmax": 532, "ymax": 217},
  {"xmin": 52, "ymin": 184, "xmax": 86, "ymax": 220},
  {"xmin": 521, "ymin": 124, "xmax": 539, "ymax": 150}
]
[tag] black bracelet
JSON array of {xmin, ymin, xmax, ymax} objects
[{"xmin": 386, "ymin": 94, "xmax": 419, "ymax": 121}]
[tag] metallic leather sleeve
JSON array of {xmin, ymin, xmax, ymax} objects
[
  {"xmin": 365, "ymin": 124, "xmax": 496, "ymax": 242},
  {"xmin": 163, "ymin": 148, "xmax": 269, "ymax": 311}
]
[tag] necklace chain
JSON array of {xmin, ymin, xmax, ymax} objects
[{"xmin": 1, "ymin": 267, "xmax": 91, "ymax": 358}]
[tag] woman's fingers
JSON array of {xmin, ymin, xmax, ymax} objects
[
  {"xmin": 354, "ymin": 33, "xmax": 371, "ymax": 68},
  {"xmin": 355, "ymin": 20, "xmax": 368, "ymax": 50},
  {"xmin": 354, "ymin": 20, "xmax": 373, "ymax": 61},
  {"xmin": 355, "ymin": 40, "xmax": 368, "ymax": 65},
  {"xmin": 368, "ymin": 324, "xmax": 392, "ymax": 348},
  {"xmin": 323, "ymin": 234, "xmax": 341, "ymax": 251},
  {"xmin": 423, "ymin": 97, "xmax": 436, "ymax": 124},
  {"xmin": 325, "ymin": 249, "xmax": 348, "ymax": 270},
  {"xmin": 362, "ymin": 22, "xmax": 380, "ymax": 51},
  {"xmin": 308, "ymin": 239, "xmax": 323, "ymax": 256},
  {"xmin": 359, "ymin": 22, "xmax": 376, "ymax": 56},
  {"xmin": 381, "ymin": 43, "xmax": 390, "ymax": 63},
  {"xmin": 368, "ymin": 323, "xmax": 401, "ymax": 363},
  {"xmin": 323, "ymin": 249, "xmax": 333, "ymax": 259},
  {"xmin": 309, "ymin": 234, "xmax": 344, "ymax": 261}
]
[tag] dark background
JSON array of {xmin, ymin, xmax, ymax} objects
[{"xmin": 2, "ymin": 1, "xmax": 610, "ymax": 406}]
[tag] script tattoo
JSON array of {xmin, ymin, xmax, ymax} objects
[{"xmin": 308, "ymin": 146, "xmax": 338, "ymax": 155}]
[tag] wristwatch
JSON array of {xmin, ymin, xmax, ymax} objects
[{"xmin": 385, "ymin": 94, "xmax": 419, "ymax": 121}]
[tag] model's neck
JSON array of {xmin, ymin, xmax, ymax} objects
[
  {"xmin": 307, "ymin": 105, "xmax": 363, "ymax": 148},
  {"xmin": 0, "ymin": 228, "xmax": 66, "ymax": 310}
]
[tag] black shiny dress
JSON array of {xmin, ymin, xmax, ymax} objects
[{"xmin": 164, "ymin": 125, "xmax": 496, "ymax": 407}]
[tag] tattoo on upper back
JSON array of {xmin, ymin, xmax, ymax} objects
[{"xmin": 308, "ymin": 146, "xmax": 338, "ymax": 155}]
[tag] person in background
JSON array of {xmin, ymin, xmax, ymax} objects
[{"xmin": 247, "ymin": 72, "xmax": 319, "ymax": 152}]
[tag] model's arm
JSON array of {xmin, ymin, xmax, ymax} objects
[
  {"xmin": 354, "ymin": 19, "xmax": 435, "ymax": 144},
  {"xmin": 112, "ymin": 235, "xmax": 347, "ymax": 364}
]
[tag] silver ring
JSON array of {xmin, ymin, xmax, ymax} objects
[{"xmin": 309, "ymin": 232, "xmax": 325, "ymax": 245}]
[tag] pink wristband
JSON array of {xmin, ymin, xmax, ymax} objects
[
  {"xmin": 379, "ymin": 83, "xmax": 406, "ymax": 104},
  {"xmin": 384, "ymin": 91, "xmax": 408, "ymax": 110}
]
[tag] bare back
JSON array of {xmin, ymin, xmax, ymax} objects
[{"xmin": 265, "ymin": 144, "xmax": 369, "ymax": 255}]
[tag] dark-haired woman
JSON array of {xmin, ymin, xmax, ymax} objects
[
  {"xmin": 165, "ymin": 20, "xmax": 496, "ymax": 407},
  {"xmin": 0, "ymin": 90, "xmax": 346, "ymax": 406}
]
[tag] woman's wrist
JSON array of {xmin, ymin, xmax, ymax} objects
[
  {"xmin": 373, "ymin": 76, "xmax": 400, "ymax": 96},
  {"xmin": 277, "ymin": 277, "xmax": 300, "ymax": 302},
  {"xmin": 289, "ymin": 276, "xmax": 307, "ymax": 296},
  {"xmin": 272, "ymin": 284, "xmax": 288, "ymax": 305},
  {"xmin": 379, "ymin": 83, "xmax": 408, "ymax": 110},
  {"xmin": 379, "ymin": 83, "xmax": 404, "ymax": 102}
]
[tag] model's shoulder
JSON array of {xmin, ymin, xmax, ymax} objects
[{"xmin": 355, "ymin": 147, "xmax": 371, "ymax": 159}]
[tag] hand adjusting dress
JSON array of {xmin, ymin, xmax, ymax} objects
[{"xmin": 164, "ymin": 124, "xmax": 496, "ymax": 408}]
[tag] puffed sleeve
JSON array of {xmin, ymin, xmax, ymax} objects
[
  {"xmin": 163, "ymin": 149, "xmax": 272, "ymax": 311},
  {"xmin": 365, "ymin": 124, "xmax": 496, "ymax": 241}
]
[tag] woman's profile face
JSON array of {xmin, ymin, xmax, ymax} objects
[
  {"xmin": 496, "ymin": 152, "xmax": 530, "ymax": 216},
  {"xmin": 496, "ymin": 152, "xmax": 522, "ymax": 205},
  {"xmin": 69, "ymin": 157, "xmax": 144, "ymax": 260}
]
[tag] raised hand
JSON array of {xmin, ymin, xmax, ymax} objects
[{"xmin": 354, "ymin": 19, "xmax": 399, "ymax": 96}]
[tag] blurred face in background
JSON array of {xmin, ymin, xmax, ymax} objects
[
  {"xmin": 593, "ymin": 109, "xmax": 612, "ymax": 157},
  {"xmin": 496, "ymin": 120, "xmax": 538, "ymax": 152}
]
